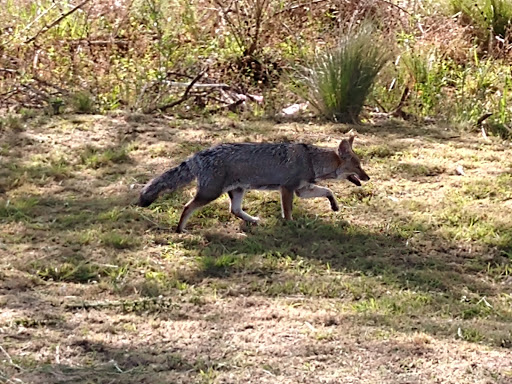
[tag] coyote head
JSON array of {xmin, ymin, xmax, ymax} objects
[{"xmin": 338, "ymin": 136, "xmax": 370, "ymax": 186}]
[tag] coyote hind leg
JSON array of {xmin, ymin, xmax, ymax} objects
[
  {"xmin": 177, "ymin": 189, "xmax": 222, "ymax": 232},
  {"xmin": 228, "ymin": 188, "xmax": 259, "ymax": 223}
]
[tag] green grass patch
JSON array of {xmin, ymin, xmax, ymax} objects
[
  {"xmin": 393, "ymin": 162, "xmax": 445, "ymax": 178},
  {"xmin": 358, "ymin": 145, "xmax": 396, "ymax": 159},
  {"xmin": 199, "ymin": 254, "xmax": 247, "ymax": 277},
  {"xmin": 26, "ymin": 154, "xmax": 71, "ymax": 181},
  {"xmin": 32, "ymin": 260, "xmax": 119, "ymax": 284},
  {"xmin": 79, "ymin": 145, "xmax": 132, "ymax": 169},
  {"xmin": 0, "ymin": 114, "xmax": 23, "ymax": 131},
  {"xmin": 101, "ymin": 230, "xmax": 140, "ymax": 249},
  {"xmin": 0, "ymin": 196, "xmax": 40, "ymax": 221}
]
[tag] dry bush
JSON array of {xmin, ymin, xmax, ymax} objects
[{"xmin": 0, "ymin": 0, "xmax": 410, "ymax": 114}]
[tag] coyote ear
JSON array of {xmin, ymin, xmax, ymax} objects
[
  {"xmin": 348, "ymin": 135, "xmax": 355, "ymax": 146},
  {"xmin": 338, "ymin": 139, "xmax": 352, "ymax": 158}
]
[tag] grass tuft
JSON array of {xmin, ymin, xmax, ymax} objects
[
  {"xmin": 71, "ymin": 91, "xmax": 96, "ymax": 114},
  {"xmin": 296, "ymin": 21, "xmax": 390, "ymax": 123},
  {"xmin": 101, "ymin": 231, "xmax": 140, "ymax": 249},
  {"xmin": 80, "ymin": 145, "xmax": 131, "ymax": 169}
]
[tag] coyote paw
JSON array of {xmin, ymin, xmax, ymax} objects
[
  {"xmin": 247, "ymin": 216, "xmax": 260, "ymax": 224},
  {"xmin": 328, "ymin": 196, "xmax": 339, "ymax": 212}
]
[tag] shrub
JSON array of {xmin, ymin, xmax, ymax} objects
[
  {"xmin": 71, "ymin": 91, "xmax": 96, "ymax": 114},
  {"xmin": 296, "ymin": 22, "xmax": 390, "ymax": 123},
  {"xmin": 451, "ymin": 0, "xmax": 512, "ymax": 43}
]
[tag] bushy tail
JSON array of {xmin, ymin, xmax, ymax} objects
[{"xmin": 138, "ymin": 161, "xmax": 195, "ymax": 207}]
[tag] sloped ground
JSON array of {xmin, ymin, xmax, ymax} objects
[{"xmin": 1, "ymin": 114, "xmax": 512, "ymax": 383}]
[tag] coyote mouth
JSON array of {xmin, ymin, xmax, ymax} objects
[{"xmin": 347, "ymin": 174, "xmax": 361, "ymax": 186}]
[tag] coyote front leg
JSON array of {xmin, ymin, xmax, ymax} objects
[
  {"xmin": 295, "ymin": 184, "xmax": 339, "ymax": 211},
  {"xmin": 280, "ymin": 187, "xmax": 294, "ymax": 220}
]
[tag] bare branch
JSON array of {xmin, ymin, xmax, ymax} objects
[{"xmin": 25, "ymin": 0, "xmax": 92, "ymax": 44}]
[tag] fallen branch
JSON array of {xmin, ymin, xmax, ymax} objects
[
  {"xmin": 145, "ymin": 69, "xmax": 207, "ymax": 113},
  {"xmin": 167, "ymin": 81, "xmax": 231, "ymax": 89},
  {"xmin": 19, "ymin": 84, "xmax": 50, "ymax": 101},
  {"xmin": 476, "ymin": 113, "xmax": 493, "ymax": 127},
  {"xmin": 25, "ymin": 0, "xmax": 92, "ymax": 44}
]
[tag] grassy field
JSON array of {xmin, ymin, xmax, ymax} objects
[{"xmin": 1, "ymin": 114, "xmax": 512, "ymax": 383}]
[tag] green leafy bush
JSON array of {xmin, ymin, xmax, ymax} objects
[{"xmin": 451, "ymin": 0, "xmax": 512, "ymax": 40}]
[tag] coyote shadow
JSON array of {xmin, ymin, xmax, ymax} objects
[{"xmin": 180, "ymin": 210, "xmax": 502, "ymax": 298}]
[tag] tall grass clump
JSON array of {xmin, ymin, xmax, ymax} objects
[{"xmin": 296, "ymin": 22, "xmax": 390, "ymax": 123}]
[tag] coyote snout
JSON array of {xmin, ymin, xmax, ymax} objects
[{"xmin": 139, "ymin": 135, "xmax": 369, "ymax": 232}]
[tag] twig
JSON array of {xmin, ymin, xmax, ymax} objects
[
  {"xmin": 214, "ymin": 0, "xmax": 246, "ymax": 54},
  {"xmin": 25, "ymin": 0, "xmax": 92, "ymax": 44},
  {"xmin": 111, "ymin": 0, "xmax": 135, "ymax": 41},
  {"xmin": 20, "ymin": 84, "xmax": 49, "ymax": 100},
  {"xmin": 0, "ymin": 68, "xmax": 17, "ymax": 74},
  {"xmin": 372, "ymin": 97, "xmax": 388, "ymax": 114},
  {"xmin": 476, "ymin": 113, "xmax": 493, "ymax": 140},
  {"xmin": 1, "ymin": 68, "xmax": 67, "ymax": 96},
  {"xmin": 208, "ymin": 99, "xmax": 244, "ymax": 114},
  {"xmin": 109, "ymin": 360, "xmax": 124, "ymax": 373},
  {"xmin": 0, "ymin": 345, "xmax": 23, "ymax": 372},
  {"xmin": 32, "ymin": 76, "xmax": 70, "ymax": 96},
  {"xmin": 273, "ymin": 0, "xmax": 329, "ymax": 16},
  {"xmin": 64, "ymin": 38, "xmax": 130, "ymax": 46},
  {"xmin": 0, "ymin": 90, "xmax": 18, "ymax": 102},
  {"xmin": 0, "ymin": 370, "xmax": 24, "ymax": 384},
  {"xmin": 247, "ymin": 0, "xmax": 269, "ymax": 56},
  {"xmin": 134, "ymin": 73, "xmax": 203, "ymax": 110},
  {"xmin": 136, "ymin": 210, "xmax": 173, "ymax": 230},
  {"xmin": 376, "ymin": 0, "xmax": 412, "ymax": 16},
  {"xmin": 16, "ymin": 2, "xmax": 59, "ymax": 39}
]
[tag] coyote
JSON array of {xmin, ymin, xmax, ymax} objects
[{"xmin": 139, "ymin": 136, "xmax": 369, "ymax": 232}]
